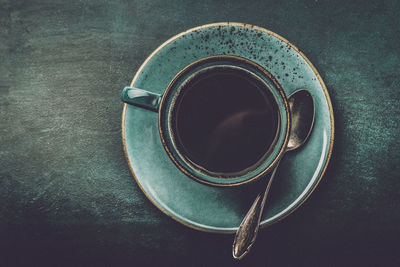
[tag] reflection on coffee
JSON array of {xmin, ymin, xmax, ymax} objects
[{"xmin": 173, "ymin": 67, "xmax": 279, "ymax": 175}]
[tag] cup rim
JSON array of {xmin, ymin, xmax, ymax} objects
[{"xmin": 158, "ymin": 55, "xmax": 290, "ymax": 187}]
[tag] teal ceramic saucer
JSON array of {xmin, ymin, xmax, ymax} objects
[{"xmin": 122, "ymin": 22, "xmax": 334, "ymax": 233}]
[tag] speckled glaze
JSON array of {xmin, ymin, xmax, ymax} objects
[{"xmin": 121, "ymin": 23, "xmax": 334, "ymax": 233}]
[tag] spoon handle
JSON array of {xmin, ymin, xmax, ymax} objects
[{"xmin": 232, "ymin": 163, "xmax": 279, "ymax": 260}]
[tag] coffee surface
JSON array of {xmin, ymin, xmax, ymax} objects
[{"xmin": 174, "ymin": 67, "xmax": 279, "ymax": 175}]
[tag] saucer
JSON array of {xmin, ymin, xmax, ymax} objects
[{"xmin": 121, "ymin": 22, "xmax": 334, "ymax": 233}]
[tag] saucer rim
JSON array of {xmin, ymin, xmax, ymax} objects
[{"xmin": 121, "ymin": 22, "xmax": 335, "ymax": 234}]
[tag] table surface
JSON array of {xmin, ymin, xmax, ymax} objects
[{"xmin": 1, "ymin": 0, "xmax": 399, "ymax": 266}]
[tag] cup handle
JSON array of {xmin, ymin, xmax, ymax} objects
[{"xmin": 121, "ymin": 87, "xmax": 162, "ymax": 112}]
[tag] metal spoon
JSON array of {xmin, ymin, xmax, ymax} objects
[{"xmin": 232, "ymin": 89, "xmax": 315, "ymax": 260}]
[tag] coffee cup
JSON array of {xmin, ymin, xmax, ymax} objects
[{"xmin": 121, "ymin": 55, "xmax": 290, "ymax": 186}]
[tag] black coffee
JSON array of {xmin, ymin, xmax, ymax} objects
[{"xmin": 173, "ymin": 67, "xmax": 279, "ymax": 175}]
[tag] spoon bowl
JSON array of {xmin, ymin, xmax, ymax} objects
[{"xmin": 287, "ymin": 90, "xmax": 315, "ymax": 151}]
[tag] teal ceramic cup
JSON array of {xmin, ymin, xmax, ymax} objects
[{"xmin": 121, "ymin": 55, "xmax": 290, "ymax": 186}]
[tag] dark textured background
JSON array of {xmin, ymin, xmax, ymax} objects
[{"xmin": 1, "ymin": 0, "xmax": 400, "ymax": 266}]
